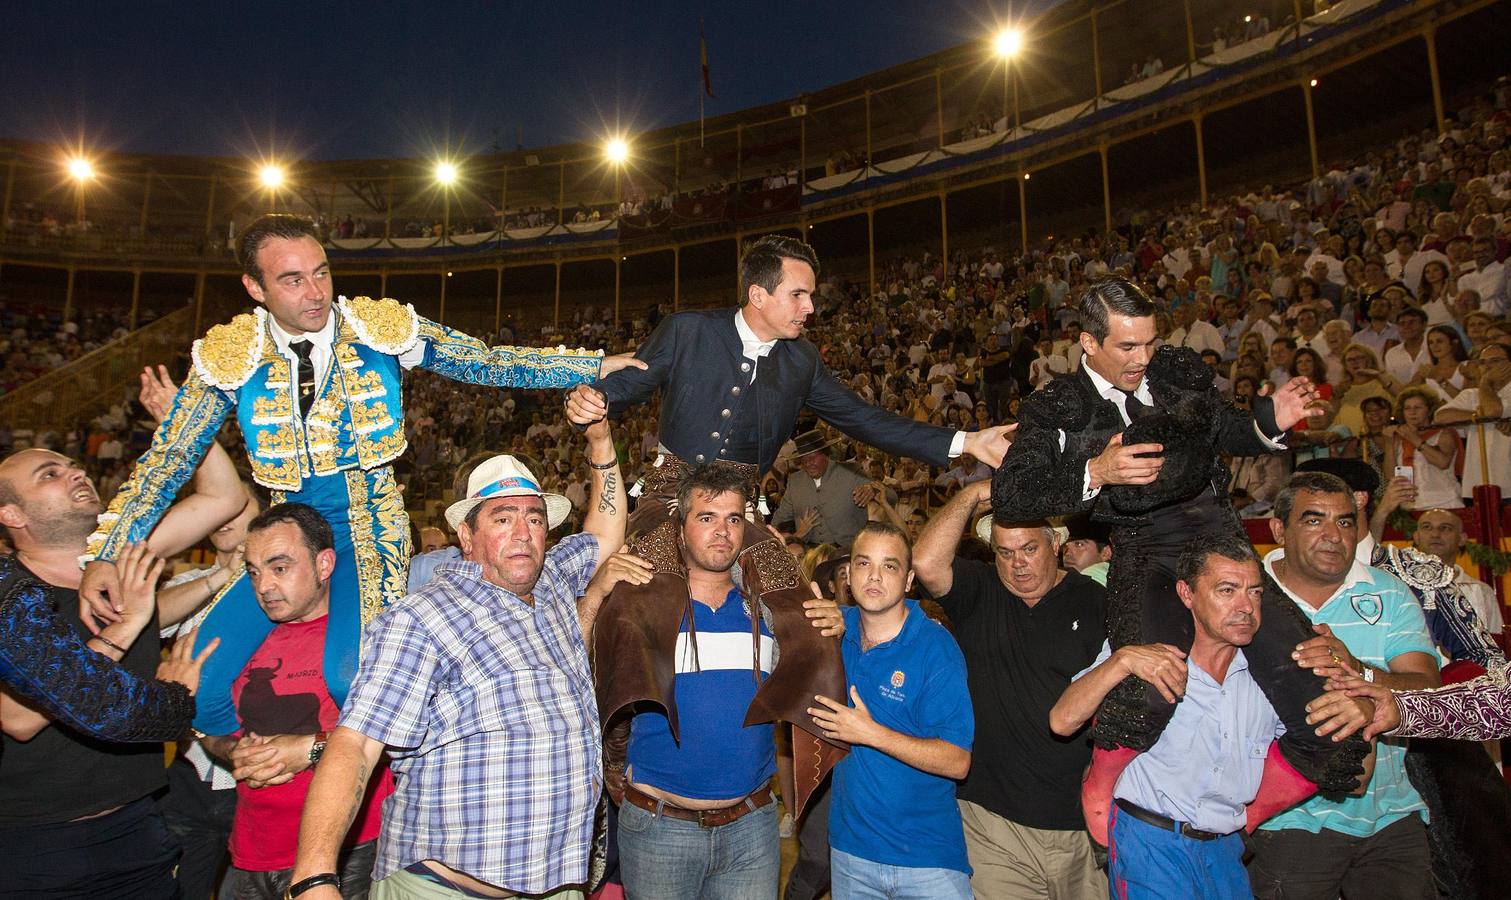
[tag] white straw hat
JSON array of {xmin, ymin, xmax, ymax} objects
[{"xmin": 444, "ymin": 455, "xmax": 572, "ymax": 531}]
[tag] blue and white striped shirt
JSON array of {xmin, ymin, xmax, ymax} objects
[{"xmin": 339, "ymin": 534, "xmax": 602, "ymax": 893}]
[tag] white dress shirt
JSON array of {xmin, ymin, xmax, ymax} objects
[{"xmin": 268, "ymin": 304, "xmax": 427, "ymax": 385}]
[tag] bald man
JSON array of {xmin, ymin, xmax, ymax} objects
[{"xmin": 1413, "ymin": 509, "xmax": 1504, "ymax": 638}]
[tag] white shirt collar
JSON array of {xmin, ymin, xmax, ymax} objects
[
  {"xmin": 1084, "ymin": 360, "xmax": 1152, "ymax": 405},
  {"xmin": 267, "ymin": 307, "xmax": 337, "ymax": 355},
  {"xmin": 734, "ymin": 308, "xmax": 778, "ymax": 359}
]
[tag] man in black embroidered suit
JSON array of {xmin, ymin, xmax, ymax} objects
[
  {"xmin": 565, "ymin": 234, "xmax": 1011, "ymax": 814},
  {"xmin": 995, "ymin": 278, "xmax": 1368, "ymax": 845}
]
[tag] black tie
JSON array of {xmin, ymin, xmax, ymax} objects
[
  {"xmin": 1121, "ymin": 390, "xmax": 1152, "ymax": 422},
  {"xmin": 290, "ymin": 340, "xmax": 316, "ymax": 418}
]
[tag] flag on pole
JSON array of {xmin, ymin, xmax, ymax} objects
[{"xmin": 700, "ymin": 21, "xmax": 714, "ymax": 98}]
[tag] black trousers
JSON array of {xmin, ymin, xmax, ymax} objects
[
  {"xmin": 160, "ymin": 757, "xmax": 237, "ymax": 900},
  {"xmin": 1093, "ymin": 492, "xmax": 1368, "ymax": 792},
  {"xmin": 781, "ymin": 780, "xmax": 831, "ymax": 900},
  {"xmin": 1247, "ymin": 815, "xmax": 1434, "ymax": 900},
  {"xmin": 0, "ymin": 795, "xmax": 181, "ymax": 899}
]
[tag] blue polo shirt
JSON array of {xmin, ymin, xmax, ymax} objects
[
  {"xmin": 1261, "ymin": 550, "xmax": 1434, "ymax": 837},
  {"xmin": 626, "ymin": 588, "xmax": 775, "ymax": 800},
  {"xmin": 830, "ymin": 602, "xmax": 974, "ymax": 874}
]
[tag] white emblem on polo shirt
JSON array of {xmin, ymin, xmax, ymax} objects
[
  {"xmin": 891, "ymin": 670, "xmax": 906, "ymax": 689},
  {"xmin": 1351, "ymin": 593, "xmax": 1383, "ymax": 625}
]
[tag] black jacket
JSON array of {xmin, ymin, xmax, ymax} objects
[
  {"xmin": 596, "ymin": 308, "xmax": 955, "ymax": 473},
  {"xmin": 994, "ymin": 345, "xmax": 1284, "ymax": 527}
]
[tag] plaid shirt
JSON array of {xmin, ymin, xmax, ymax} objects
[{"xmin": 339, "ymin": 533, "xmax": 602, "ymax": 893}]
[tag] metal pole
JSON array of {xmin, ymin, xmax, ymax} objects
[
  {"xmin": 0, "ymin": 160, "xmax": 14, "ymax": 243},
  {"xmin": 673, "ymin": 245, "xmax": 681, "ymax": 311},
  {"xmin": 1292, "ymin": 0, "xmax": 1305, "ymax": 50},
  {"xmin": 553, "ymin": 260, "xmax": 562, "ymax": 327},
  {"xmin": 864, "ymin": 89, "xmax": 873, "ymax": 174},
  {"xmin": 1423, "ymin": 26, "xmax": 1446, "ymax": 135},
  {"xmin": 193, "ymin": 270, "xmax": 206, "ymax": 336},
  {"xmin": 1302, "ymin": 80, "xmax": 1320, "ymax": 181},
  {"xmin": 940, "ymin": 192, "xmax": 949, "ymax": 264},
  {"xmin": 129, "ymin": 269, "xmax": 141, "ymax": 330},
  {"xmin": 380, "ymin": 269, "xmax": 388, "ymax": 297},
  {"xmin": 867, "ymin": 210, "xmax": 876, "ymax": 297},
  {"xmin": 799, "ymin": 115, "xmax": 807, "ymax": 192},
  {"xmin": 1017, "ymin": 172, "xmax": 1028, "ymax": 256},
  {"xmin": 499, "ymin": 166, "xmax": 508, "ymax": 236},
  {"xmin": 494, "ymin": 266, "xmax": 504, "ymax": 332},
  {"xmin": 383, "ymin": 174, "xmax": 394, "ymax": 241},
  {"xmin": 1100, "ymin": 143, "xmax": 1113, "ymax": 237},
  {"xmin": 138, "ymin": 174, "xmax": 153, "ymax": 241},
  {"xmin": 935, "ymin": 69, "xmax": 945, "ymax": 148},
  {"xmin": 557, "ymin": 161, "xmax": 566, "ymax": 227},
  {"xmin": 674, "ymin": 138, "xmax": 681, "ymax": 195},
  {"xmin": 614, "ymin": 256, "xmax": 622, "ymax": 324},
  {"xmin": 736, "ymin": 125, "xmax": 743, "ymax": 190},
  {"xmin": 63, "ymin": 266, "xmax": 75, "ymax": 323},
  {"xmin": 1193, "ymin": 115, "xmax": 1208, "ymax": 208},
  {"xmin": 438, "ymin": 271, "xmax": 447, "ymax": 324},
  {"xmin": 1183, "ymin": 0, "xmax": 1197, "ymax": 64},
  {"xmin": 1092, "ymin": 9, "xmax": 1103, "ymax": 109},
  {"xmin": 204, "ymin": 175, "xmax": 217, "ymax": 248}
]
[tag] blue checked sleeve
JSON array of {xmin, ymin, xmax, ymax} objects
[{"xmin": 338, "ymin": 605, "xmax": 445, "ymax": 750}]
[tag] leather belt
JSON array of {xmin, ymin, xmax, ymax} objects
[
  {"xmin": 623, "ymin": 782, "xmax": 774, "ymax": 828},
  {"xmin": 1114, "ymin": 798, "xmax": 1224, "ymax": 841}
]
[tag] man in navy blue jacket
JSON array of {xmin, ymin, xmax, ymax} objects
[{"xmin": 566, "ymin": 234, "xmax": 1010, "ymax": 814}]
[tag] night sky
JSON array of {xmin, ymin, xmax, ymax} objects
[{"xmin": 1, "ymin": 1, "xmax": 1054, "ymax": 163}]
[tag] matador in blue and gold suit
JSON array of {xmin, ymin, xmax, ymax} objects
[{"xmin": 83, "ymin": 295, "xmax": 603, "ymax": 734}]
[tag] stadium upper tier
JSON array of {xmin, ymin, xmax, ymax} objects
[{"xmin": 0, "ymin": 0, "xmax": 1486, "ymax": 270}]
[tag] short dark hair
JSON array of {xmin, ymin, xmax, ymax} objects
[
  {"xmin": 738, "ymin": 235, "xmax": 820, "ymax": 307},
  {"xmin": 1395, "ymin": 306, "xmax": 1427, "ymax": 324},
  {"xmin": 1077, "ymin": 277, "xmax": 1157, "ymax": 342},
  {"xmin": 247, "ymin": 502, "xmax": 335, "ymax": 558},
  {"xmin": 1271, "ymin": 336, "xmax": 1297, "ymax": 350},
  {"xmin": 237, "ymin": 214, "xmax": 321, "ymax": 286},
  {"xmin": 852, "ymin": 521, "xmax": 912, "ymax": 570},
  {"xmin": 1273, "ymin": 472, "xmax": 1355, "ymax": 524},
  {"xmin": 1175, "ymin": 531, "xmax": 1260, "ymax": 587},
  {"xmin": 674, "ymin": 466, "xmax": 754, "ymax": 525}
]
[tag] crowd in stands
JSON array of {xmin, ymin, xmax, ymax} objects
[{"xmin": 3, "ymin": 54, "xmax": 1511, "ymax": 900}]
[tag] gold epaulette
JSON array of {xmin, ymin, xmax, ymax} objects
[
  {"xmin": 339, "ymin": 295, "xmax": 420, "ymax": 356},
  {"xmin": 191, "ymin": 309, "xmax": 267, "ymax": 390}
]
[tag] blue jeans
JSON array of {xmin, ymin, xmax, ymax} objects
[
  {"xmin": 829, "ymin": 849, "xmax": 971, "ymax": 900},
  {"xmin": 617, "ymin": 797, "xmax": 778, "ymax": 900},
  {"xmin": 1107, "ymin": 804, "xmax": 1248, "ymax": 899}
]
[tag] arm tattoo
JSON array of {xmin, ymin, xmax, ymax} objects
[{"xmin": 598, "ymin": 472, "xmax": 618, "ymax": 514}]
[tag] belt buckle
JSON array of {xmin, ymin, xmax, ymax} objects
[{"xmin": 695, "ymin": 808, "xmax": 716, "ymax": 828}]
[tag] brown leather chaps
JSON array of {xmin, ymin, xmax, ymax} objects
[{"xmin": 591, "ymin": 461, "xmax": 847, "ymax": 818}]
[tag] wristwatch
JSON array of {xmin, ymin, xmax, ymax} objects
[
  {"xmin": 1362, "ymin": 665, "xmax": 1376, "ymax": 683},
  {"xmin": 308, "ymin": 731, "xmax": 329, "ymax": 766}
]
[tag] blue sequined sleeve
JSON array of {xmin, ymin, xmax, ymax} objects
[
  {"xmin": 0, "ymin": 567, "xmax": 194, "ymax": 742},
  {"xmin": 85, "ymin": 371, "xmax": 233, "ymax": 563},
  {"xmin": 415, "ymin": 318, "xmax": 603, "ymax": 389}
]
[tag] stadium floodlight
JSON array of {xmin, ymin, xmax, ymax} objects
[
  {"xmin": 435, "ymin": 161, "xmax": 458, "ymax": 186},
  {"xmin": 1309, "ymin": 78, "xmax": 1319, "ymax": 88},
  {"xmin": 68, "ymin": 157, "xmax": 95, "ymax": 181},
  {"xmin": 605, "ymin": 138, "xmax": 630, "ymax": 165},
  {"xmin": 994, "ymin": 27, "xmax": 1024, "ymax": 60},
  {"xmin": 260, "ymin": 165, "xmax": 284, "ymax": 188}
]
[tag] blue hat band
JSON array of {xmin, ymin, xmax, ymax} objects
[{"xmin": 476, "ymin": 475, "xmax": 541, "ymax": 499}]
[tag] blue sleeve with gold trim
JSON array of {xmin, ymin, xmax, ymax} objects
[
  {"xmin": 414, "ymin": 317, "xmax": 602, "ymax": 389},
  {"xmin": 85, "ymin": 371, "xmax": 233, "ymax": 562}
]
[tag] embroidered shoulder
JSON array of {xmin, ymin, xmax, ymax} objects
[
  {"xmin": 339, "ymin": 295, "xmax": 420, "ymax": 355},
  {"xmin": 1387, "ymin": 545, "xmax": 1454, "ymax": 591},
  {"xmin": 191, "ymin": 310, "xmax": 266, "ymax": 390}
]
